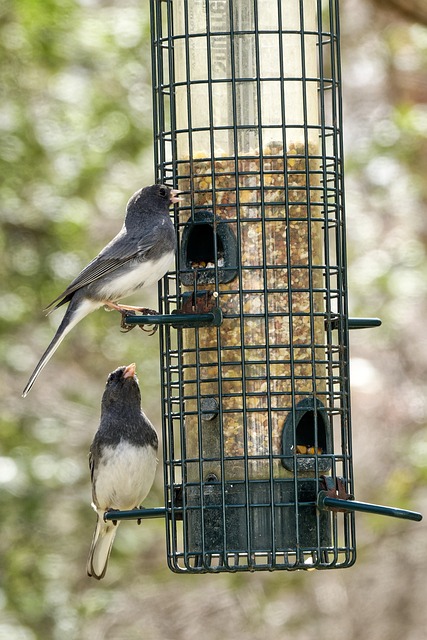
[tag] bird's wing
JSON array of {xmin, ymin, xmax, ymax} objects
[
  {"xmin": 89, "ymin": 450, "xmax": 96, "ymax": 484},
  {"xmin": 45, "ymin": 226, "xmax": 160, "ymax": 309},
  {"xmin": 89, "ymin": 449, "xmax": 100, "ymax": 505}
]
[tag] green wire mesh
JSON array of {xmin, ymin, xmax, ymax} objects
[{"xmin": 151, "ymin": 0, "xmax": 356, "ymax": 573}]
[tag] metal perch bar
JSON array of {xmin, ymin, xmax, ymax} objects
[
  {"xmin": 123, "ymin": 312, "xmax": 377, "ymax": 330},
  {"xmin": 104, "ymin": 507, "xmax": 167, "ymax": 522},
  {"xmin": 104, "ymin": 497, "xmax": 422, "ymax": 523},
  {"xmin": 347, "ymin": 318, "xmax": 382, "ymax": 330},
  {"xmin": 122, "ymin": 308, "xmax": 223, "ymax": 328},
  {"xmin": 317, "ymin": 492, "xmax": 423, "ymax": 522}
]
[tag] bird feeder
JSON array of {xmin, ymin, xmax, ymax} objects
[{"xmin": 109, "ymin": 0, "xmax": 421, "ymax": 572}]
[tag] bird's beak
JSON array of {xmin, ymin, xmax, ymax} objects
[
  {"xmin": 169, "ymin": 189, "xmax": 182, "ymax": 204},
  {"xmin": 123, "ymin": 363, "xmax": 136, "ymax": 379}
]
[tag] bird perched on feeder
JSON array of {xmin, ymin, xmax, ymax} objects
[
  {"xmin": 22, "ymin": 183, "xmax": 179, "ymax": 397},
  {"xmin": 87, "ymin": 363, "xmax": 158, "ymax": 580}
]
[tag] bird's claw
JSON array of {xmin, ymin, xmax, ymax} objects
[
  {"xmin": 133, "ymin": 307, "xmax": 158, "ymax": 334},
  {"xmin": 119, "ymin": 310, "xmax": 136, "ymax": 333},
  {"xmin": 140, "ymin": 324, "xmax": 158, "ymax": 336},
  {"xmin": 135, "ymin": 504, "xmax": 142, "ymax": 525},
  {"xmin": 134, "ymin": 307, "xmax": 159, "ymax": 316},
  {"xmin": 105, "ymin": 508, "xmax": 118, "ymax": 526},
  {"xmin": 118, "ymin": 308, "xmax": 159, "ymax": 335},
  {"xmin": 137, "ymin": 308, "xmax": 159, "ymax": 335}
]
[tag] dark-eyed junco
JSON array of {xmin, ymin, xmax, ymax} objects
[
  {"xmin": 22, "ymin": 184, "xmax": 179, "ymax": 397},
  {"xmin": 86, "ymin": 363, "xmax": 158, "ymax": 580}
]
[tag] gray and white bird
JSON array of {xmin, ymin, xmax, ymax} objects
[
  {"xmin": 87, "ymin": 363, "xmax": 158, "ymax": 580},
  {"xmin": 22, "ymin": 184, "xmax": 179, "ymax": 397}
]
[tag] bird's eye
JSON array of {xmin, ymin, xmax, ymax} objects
[{"xmin": 159, "ymin": 186, "xmax": 168, "ymax": 198}]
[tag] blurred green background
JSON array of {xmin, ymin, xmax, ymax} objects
[{"xmin": 1, "ymin": 1, "xmax": 426, "ymax": 638}]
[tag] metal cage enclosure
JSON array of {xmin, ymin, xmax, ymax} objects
[{"xmin": 151, "ymin": 0, "xmax": 356, "ymax": 572}]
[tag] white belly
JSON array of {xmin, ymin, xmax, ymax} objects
[
  {"xmin": 94, "ymin": 441, "xmax": 158, "ymax": 511},
  {"xmin": 97, "ymin": 251, "xmax": 175, "ymax": 301}
]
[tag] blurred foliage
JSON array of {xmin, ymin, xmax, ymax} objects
[
  {"xmin": 1, "ymin": 1, "xmax": 163, "ymax": 638},
  {"xmin": 0, "ymin": 1, "xmax": 426, "ymax": 639}
]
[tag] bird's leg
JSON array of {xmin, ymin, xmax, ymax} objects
[
  {"xmin": 104, "ymin": 305, "xmax": 136, "ymax": 333},
  {"xmin": 104, "ymin": 301, "xmax": 159, "ymax": 335},
  {"xmin": 103, "ymin": 302, "xmax": 145, "ymax": 333},
  {"xmin": 104, "ymin": 301, "xmax": 159, "ymax": 314}
]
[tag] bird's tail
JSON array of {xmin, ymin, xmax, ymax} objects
[
  {"xmin": 22, "ymin": 294, "xmax": 100, "ymax": 397},
  {"xmin": 87, "ymin": 515, "xmax": 119, "ymax": 580}
]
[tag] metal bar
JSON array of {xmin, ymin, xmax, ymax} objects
[
  {"xmin": 317, "ymin": 493, "xmax": 423, "ymax": 522},
  {"xmin": 228, "ymin": 0, "xmax": 253, "ymax": 566},
  {"xmin": 348, "ymin": 317, "xmax": 382, "ymax": 330},
  {"xmin": 327, "ymin": 317, "xmax": 382, "ymax": 330},
  {"xmin": 122, "ymin": 308, "xmax": 223, "ymax": 328},
  {"xmin": 104, "ymin": 507, "xmax": 167, "ymax": 521}
]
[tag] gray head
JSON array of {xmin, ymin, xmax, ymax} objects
[{"xmin": 125, "ymin": 184, "xmax": 180, "ymax": 225}]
